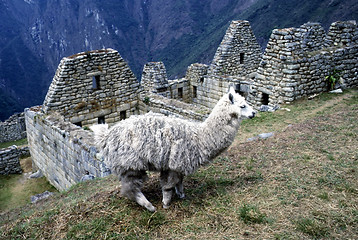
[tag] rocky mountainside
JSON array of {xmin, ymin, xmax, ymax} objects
[{"xmin": 0, "ymin": 0, "xmax": 357, "ymax": 120}]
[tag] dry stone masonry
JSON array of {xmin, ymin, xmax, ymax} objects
[
  {"xmin": 43, "ymin": 49, "xmax": 142, "ymax": 127},
  {"xmin": 208, "ymin": 20, "xmax": 262, "ymax": 77},
  {"xmin": 0, "ymin": 113, "xmax": 26, "ymax": 143},
  {"xmin": 0, "ymin": 146, "xmax": 25, "ymax": 175},
  {"xmin": 252, "ymin": 21, "xmax": 358, "ymax": 107},
  {"xmin": 25, "ymin": 19, "xmax": 358, "ymax": 191},
  {"xmin": 141, "ymin": 62, "xmax": 191, "ymax": 103},
  {"xmin": 141, "ymin": 62, "xmax": 170, "ymax": 97},
  {"xmin": 25, "ymin": 108, "xmax": 110, "ymax": 190}
]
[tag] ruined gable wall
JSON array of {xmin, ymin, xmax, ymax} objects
[
  {"xmin": 141, "ymin": 62, "xmax": 170, "ymax": 97},
  {"xmin": 208, "ymin": 20, "xmax": 262, "ymax": 77},
  {"xmin": 194, "ymin": 20, "xmax": 261, "ymax": 108},
  {"xmin": 43, "ymin": 49, "xmax": 142, "ymax": 126}
]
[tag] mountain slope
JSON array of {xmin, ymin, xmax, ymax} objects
[{"xmin": 0, "ymin": 0, "xmax": 357, "ymax": 120}]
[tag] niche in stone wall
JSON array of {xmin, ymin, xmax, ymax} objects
[
  {"xmin": 193, "ymin": 86, "xmax": 197, "ymax": 98},
  {"xmin": 235, "ymin": 84, "xmax": 248, "ymax": 98},
  {"xmin": 120, "ymin": 111, "xmax": 126, "ymax": 121},
  {"xmin": 178, "ymin": 87, "xmax": 183, "ymax": 98},
  {"xmin": 240, "ymin": 53, "xmax": 245, "ymax": 64},
  {"xmin": 92, "ymin": 75, "xmax": 101, "ymax": 90},
  {"xmin": 74, "ymin": 121, "xmax": 82, "ymax": 127},
  {"xmin": 98, "ymin": 116, "xmax": 105, "ymax": 124},
  {"xmin": 261, "ymin": 93, "xmax": 269, "ymax": 105}
]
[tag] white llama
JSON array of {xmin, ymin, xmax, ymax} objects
[{"xmin": 90, "ymin": 86, "xmax": 255, "ymax": 211}]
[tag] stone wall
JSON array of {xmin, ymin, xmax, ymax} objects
[
  {"xmin": 186, "ymin": 63, "xmax": 210, "ymax": 103},
  {"xmin": 43, "ymin": 49, "xmax": 142, "ymax": 127},
  {"xmin": 141, "ymin": 62, "xmax": 191, "ymax": 102},
  {"xmin": 138, "ymin": 93, "xmax": 209, "ymax": 121},
  {"xmin": 253, "ymin": 21, "xmax": 358, "ymax": 107},
  {"xmin": 324, "ymin": 21, "xmax": 358, "ymax": 48},
  {"xmin": 0, "ymin": 146, "xmax": 23, "ymax": 175},
  {"xmin": 167, "ymin": 78, "xmax": 191, "ymax": 102},
  {"xmin": 25, "ymin": 106, "xmax": 110, "ymax": 191},
  {"xmin": 0, "ymin": 113, "xmax": 27, "ymax": 143},
  {"xmin": 197, "ymin": 75, "xmax": 254, "ymax": 108}
]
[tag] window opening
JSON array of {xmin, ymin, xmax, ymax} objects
[
  {"xmin": 262, "ymin": 93, "xmax": 269, "ymax": 105},
  {"xmin": 92, "ymin": 75, "xmax": 101, "ymax": 90},
  {"xmin": 193, "ymin": 86, "xmax": 197, "ymax": 98},
  {"xmin": 98, "ymin": 116, "xmax": 105, "ymax": 124},
  {"xmin": 178, "ymin": 87, "xmax": 183, "ymax": 98},
  {"xmin": 120, "ymin": 111, "xmax": 126, "ymax": 121},
  {"xmin": 240, "ymin": 53, "xmax": 245, "ymax": 64},
  {"xmin": 235, "ymin": 84, "xmax": 241, "ymax": 93},
  {"xmin": 74, "ymin": 121, "xmax": 82, "ymax": 127}
]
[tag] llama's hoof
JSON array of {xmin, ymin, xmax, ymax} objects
[
  {"xmin": 147, "ymin": 206, "xmax": 157, "ymax": 212},
  {"xmin": 178, "ymin": 193, "xmax": 185, "ymax": 199}
]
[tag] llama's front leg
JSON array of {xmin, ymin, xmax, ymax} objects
[
  {"xmin": 134, "ymin": 192, "xmax": 156, "ymax": 212},
  {"xmin": 175, "ymin": 175, "xmax": 185, "ymax": 199},
  {"xmin": 121, "ymin": 170, "xmax": 156, "ymax": 212},
  {"xmin": 160, "ymin": 171, "xmax": 181, "ymax": 209}
]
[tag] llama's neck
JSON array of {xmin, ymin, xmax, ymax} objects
[{"xmin": 198, "ymin": 101, "xmax": 241, "ymax": 161}]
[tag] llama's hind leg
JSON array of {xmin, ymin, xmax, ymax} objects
[
  {"xmin": 160, "ymin": 171, "xmax": 181, "ymax": 209},
  {"xmin": 120, "ymin": 170, "xmax": 156, "ymax": 212}
]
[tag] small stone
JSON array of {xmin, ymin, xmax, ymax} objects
[{"xmin": 31, "ymin": 191, "xmax": 54, "ymax": 203}]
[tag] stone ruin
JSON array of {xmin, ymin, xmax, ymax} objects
[
  {"xmin": 252, "ymin": 21, "xmax": 358, "ymax": 107},
  {"xmin": 0, "ymin": 112, "xmax": 26, "ymax": 143},
  {"xmin": 23, "ymin": 20, "xmax": 358, "ymax": 190}
]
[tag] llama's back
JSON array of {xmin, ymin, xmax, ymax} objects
[{"xmin": 95, "ymin": 112, "xmax": 201, "ymax": 175}]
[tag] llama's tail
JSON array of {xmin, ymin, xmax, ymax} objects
[{"xmin": 90, "ymin": 124, "xmax": 109, "ymax": 145}]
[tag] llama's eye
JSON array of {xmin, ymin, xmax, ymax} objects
[{"xmin": 240, "ymin": 105, "xmax": 246, "ymax": 109}]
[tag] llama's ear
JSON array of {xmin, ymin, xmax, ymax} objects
[
  {"xmin": 229, "ymin": 93, "xmax": 234, "ymax": 104},
  {"xmin": 228, "ymin": 85, "xmax": 235, "ymax": 94}
]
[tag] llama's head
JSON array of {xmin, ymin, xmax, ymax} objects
[{"xmin": 227, "ymin": 86, "xmax": 256, "ymax": 119}]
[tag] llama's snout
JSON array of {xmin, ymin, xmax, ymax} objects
[{"xmin": 249, "ymin": 111, "xmax": 256, "ymax": 119}]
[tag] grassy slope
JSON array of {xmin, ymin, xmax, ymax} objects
[
  {"xmin": 0, "ymin": 89, "xmax": 357, "ymax": 239},
  {"xmin": 0, "ymin": 156, "xmax": 57, "ymax": 212}
]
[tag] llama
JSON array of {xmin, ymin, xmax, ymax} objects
[{"xmin": 90, "ymin": 86, "xmax": 255, "ymax": 211}]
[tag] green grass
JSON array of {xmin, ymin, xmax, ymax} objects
[
  {"xmin": 0, "ymin": 157, "xmax": 57, "ymax": 212},
  {"xmin": 1, "ymin": 89, "xmax": 357, "ymax": 239},
  {"xmin": 0, "ymin": 138, "xmax": 27, "ymax": 149},
  {"xmin": 0, "ymin": 174, "xmax": 57, "ymax": 211},
  {"xmin": 295, "ymin": 217, "xmax": 329, "ymax": 238},
  {"xmin": 238, "ymin": 203, "xmax": 270, "ymax": 224}
]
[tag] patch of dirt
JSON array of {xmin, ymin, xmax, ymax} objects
[{"xmin": 18, "ymin": 157, "xmax": 33, "ymax": 184}]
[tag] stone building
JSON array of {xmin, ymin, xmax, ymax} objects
[
  {"xmin": 142, "ymin": 20, "xmax": 261, "ymax": 109},
  {"xmin": 252, "ymin": 21, "xmax": 358, "ymax": 107},
  {"xmin": 25, "ymin": 50, "xmax": 206, "ymax": 191},
  {"xmin": 43, "ymin": 49, "xmax": 142, "ymax": 126}
]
